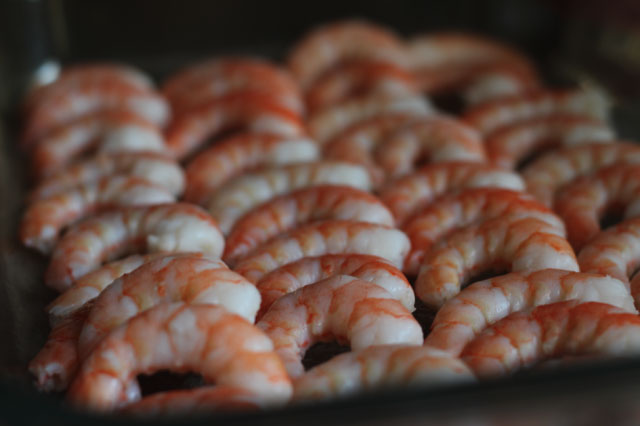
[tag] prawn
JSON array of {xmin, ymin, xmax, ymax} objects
[
  {"xmin": 207, "ymin": 161, "xmax": 372, "ymax": 235},
  {"xmin": 486, "ymin": 115, "xmax": 615, "ymax": 170},
  {"xmin": 257, "ymin": 275, "xmax": 423, "ymax": 377},
  {"xmin": 30, "ymin": 110, "xmax": 167, "ymax": 179},
  {"xmin": 374, "ymin": 116, "xmax": 486, "ymax": 179},
  {"xmin": 255, "ymin": 254, "xmax": 414, "ymax": 316},
  {"xmin": 21, "ymin": 176, "xmax": 175, "ymax": 254},
  {"xmin": 402, "ymin": 188, "xmax": 565, "ymax": 274},
  {"xmin": 287, "ymin": 20, "xmax": 409, "ymax": 90},
  {"xmin": 294, "ymin": 345, "xmax": 474, "ymax": 400},
  {"xmin": 378, "ymin": 162, "xmax": 525, "ymax": 225},
  {"xmin": 522, "ymin": 142, "xmax": 640, "ymax": 207},
  {"xmin": 45, "ymin": 202, "xmax": 224, "ymax": 292},
  {"xmin": 165, "ymin": 92, "xmax": 305, "ymax": 159},
  {"xmin": 184, "ymin": 133, "xmax": 319, "ymax": 205},
  {"xmin": 555, "ymin": 164, "xmax": 640, "ymax": 251},
  {"xmin": 28, "ymin": 152, "xmax": 185, "ymax": 202},
  {"xmin": 463, "ymin": 88, "xmax": 611, "ymax": 137},
  {"xmin": 67, "ymin": 303, "xmax": 292, "ymax": 412},
  {"xmin": 305, "ymin": 59, "xmax": 418, "ymax": 113},
  {"xmin": 461, "ymin": 301, "xmax": 640, "ymax": 378},
  {"xmin": 425, "ymin": 269, "xmax": 636, "ymax": 356},
  {"xmin": 223, "ymin": 185, "xmax": 394, "ymax": 264},
  {"xmin": 415, "ymin": 216, "xmax": 579, "ymax": 309},
  {"xmin": 307, "ymin": 94, "xmax": 433, "ymax": 146},
  {"xmin": 233, "ymin": 220, "xmax": 411, "ymax": 283}
]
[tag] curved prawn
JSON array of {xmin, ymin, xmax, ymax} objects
[
  {"xmin": 165, "ymin": 92, "xmax": 305, "ymax": 159},
  {"xmin": 184, "ymin": 133, "xmax": 319, "ymax": 205},
  {"xmin": 223, "ymin": 185, "xmax": 394, "ymax": 264},
  {"xmin": 294, "ymin": 345, "xmax": 474, "ymax": 400},
  {"xmin": 461, "ymin": 301, "xmax": 640, "ymax": 378},
  {"xmin": 287, "ymin": 20, "xmax": 409, "ymax": 90},
  {"xmin": 425, "ymin": 269, "xmax": 636, "ymax": 356},
  {"xmin": 207, "ymin": 161, "xmax": 372, "ymax": 235},
  {"xmin": 255, "ymin": 254, "xmax": 414, "ymax": 316},
  {"xmin": 379, "ymin": 162, "xmax": 525, "ymax": 225},
  {"xmin": 486, "ymin": 115, "xmax": 615, "ymax": 170},
  {"xmin": 463, "ymin": 88, "xmax": 611, "ymax": 137},
  {"xmin": 415, "ymin": 216, "xmax": 579, "ymax": 309},
  {"xmin": 28, "ymin": 152, "xmax": 185, "ymax": 202},
  {"xmin": 555, "ymin": 164, "xmax": 640, "ymax": 250},
  {"xmin": 233, "ymin": 220, "xmax": 411, "ymax": 283},
  {"xmin": 257, "ymin": 275, "xmax": 423, "ymax": 377},
  {"xmin": 522, "ymin": 142, "xmax": 640, "ymax": 207},
  {"xmin": 30, "ymin": 110, "xmax": 167, "ymax": 179},
  {"xmin": 67, "ymin": 303, "xmax": 292, "ymax": 412},
  {"xmin": 403, "ymin": 188, "xmax": 565, "ymax": 274},
  {"xmin": 45, "ymin": 203, "xmax": 224, "ymax": 292},
  {"xmin": 21, "ymin": 176, "xmax": 175, "ymax": 254}
]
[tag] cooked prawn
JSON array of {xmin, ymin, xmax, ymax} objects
[
  {"xmin": 184, "ymin": 133, "xmax": 319, "ymax": 205},
  {"xmin": 255, "ymin": 254, "xmax": 414, "ymax": 315},
  {"xmin": 374, "ymin": 116, "xmax": 486, "ymax": 179},
  {"xmin": 48, "ymin": 252, "xmax": 223, "ymax": 321},
  {"xmin": 486, "ymin": 115, "xmax": 615, "ymax": 170},
  {"xmin": 22, "ymin": 79, "xmax": 170, "ymax": 147},
  {"xmin": 305, "ymin": 59, "xmax": 418, "ymax": 113},
  {"xmin": 461, "ymin": 301, "xmax": 640, "ymax": 377},
  {"xmin": 379, "ymin": 162, "xmax": 525, "ymax": 225},
  {"xmin": 402, "ymin": 188, "xmax": 565, "ymax": 274},
  {"xmin": 522, "ymin": 142, "xmax": 640, "ymax": 207},
  {"xmin": 30, "ymin": 111, "xmax": 167, "ymax": 179},
  {"xmin": 45, "ymin": 203, "xmax": 224, "ymax": 292},
  {"xmin": 555, "ymin": 164, "xmax": 640, "ymax": 250},
  {"xmin": 463, "ymin": 89, "xmax": 610, "ymax": 137},
  {"xmin": 223, "ymin": 185, "xmax": 394, "ymax": 264},
  {"xmin": 257, "ymin": 275, "xmax": 423, "ymax": 377},
  {"xmin": 415, "ymin": 216, "xmax": 579, "ymax": 309},
  {"xmin": 287, "ymin": 20, "xmax": 409, "ymax": 90},
  {"xmin": 294, "ymin": 345, "xmax": 474, "ymax": 400},
  {"xmin": 461, "ymin": 62, "xmax": 541, "ymax": 106},
  {"xmin": 233, "ymin": 220, "xmax": 411, "ymax": 283},
  {"xmin": 21, "ymin": 176, "xmax": 175, "ymax": 254},
  {"xmin": 425, "ymin": 269, "xmax": 636, "ymax": 356},
  {"xmin": 77, "ymin": 255, "xmax": 260, "ymax": 359},
  {"xmin": 207, "ymin": 161, "xmax": 372, "ymax": 235},
  {"xmin": 165, "ymin": 92, "xmax": 305, "ymax": 159},
  {"xmin": 162, "ymin": 57, "xmax": 303, "ymax": 115},
  {"xmin": 28, "ymin": 152, "xmax": 185, "ymax": 202},
  {"xmin": 67, "ymin": 303, "xmax": 292, "ymax": 412}
]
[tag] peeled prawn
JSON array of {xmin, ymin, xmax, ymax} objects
[
  {"xmin": 20, "ymin": 176, "xmax": 175, "ymax": 254},
  {"xmin": 415, "ymin": 216, "xmax": 579, "ymax": 309},
  {"xmin": 486, "ymin": 115, "xmax": 615, "ymax": 170},
  {"xmin": 403, "ymin": 188, "xmax": 565, "ymax": 274},
  {"xmin": 287, "ymin": 20, "xmax": 409, "ymax": 90},
  {"xmin": 233, "ymin": 220, "xmax": 411, "ymax": 283},
  {"xmin": 554, "ymin": 164, "xmax": 640, "ymax": 250},
  {"xmin": 67, "ymin": 303, "xmax": 292, "ymax": 412},
  {"xmin": 294, "ymin": 345, "xmax": 474, "ymax": 400},
  {"xmin": 522, "ymin": 142, "xmax": 640, "ymax": 207},
  {"xmin": 255, "ymin": 254, "xmax": 414, "ymax": 315},
  {"xmin": 29, "ymin": 152, "xmax": 185, "ymax": 202},
  {"xmin": 184, "ymin": 133, "xmax": 319, "ymax": 205},
  {"xmin": 425, "ymin": 269, "xmax": 636, "ymax": 356},
  {"xmin": 45, "ymin": 203, "xmax": 224, "ymax": 292},
  {"xmin": 207, "ymin": 161, "xmax": 372, "ymax": 235},
  {"xmin": 257, "ymin": 275, "xmax": 423, "ymax": 377},
  {"xmin": 31, "ymin": 111, "xmax": 167, "ymax": 179},
  {"xmin": 461, "ymin": 301, "xmax": 640, "ymax": 377},
  {"xmin": 165, "ymin": 92, "xmax": 305, "ymax": 159},
  {"xmin": 379, "ymin": 162, "xmax": 525, "ymax": 225},
  {"xmin": 223, "ymin": 185, "xmax": 394, "ymax": 264}
]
